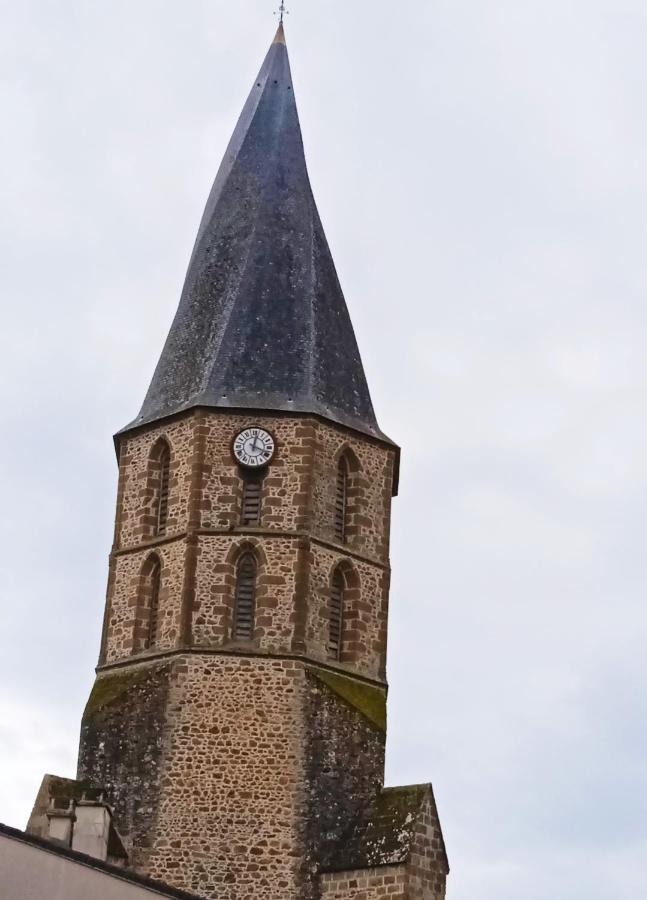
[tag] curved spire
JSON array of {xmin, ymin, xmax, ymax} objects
[{"xmin": 122, "ymin": 25, "xmax": 391, "ymax": 444}]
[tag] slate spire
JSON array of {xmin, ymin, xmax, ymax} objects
[{"xmin": 124, "ymin": 24, "xmax": 389, "ymax": 443}]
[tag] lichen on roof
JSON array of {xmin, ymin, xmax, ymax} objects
[
  {"xmin": 47, "ymin": 776, "xmax": 97, "ymax": 802},
  {"xmin": 310, "ymin": 667, "xmax": 387, "ymax": 731},
  {"xmin": 83, "ymin": 665, "xmax": 158, "ymax": 722},
  {"xmin": 321, "ymin": 784, "xmax": 430, "ymax": 872}
]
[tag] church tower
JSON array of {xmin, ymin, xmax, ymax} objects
[{"xmin": 65, "ymin": 24, "xmax": 448, "ymax": 900}]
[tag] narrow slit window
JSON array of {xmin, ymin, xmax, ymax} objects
[
  {"xmin": 157, "ymin": 446, "xmax": 171, "ymax": 536},
  {"xmin": 233, "ymin": 553, "xmax": 257, "ymax": 641},
  {"xmin": 145, "ymin": 558, "xmax": 161, "ymax": 650},
  {"xmin": 334, "ymin": 457, "xmax": 349, "ymax": 543},
  {"xmin": 328, "ymin": 570, "xmax": 344, "ymax": 660},
  {"xmin": 241, "ymin": 473, "xmax": 263, "ymax": 526}
]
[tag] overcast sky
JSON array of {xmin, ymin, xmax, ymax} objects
[{"xmin": 1, "ymin": 1, "xmax": 646, "ymax": 898}]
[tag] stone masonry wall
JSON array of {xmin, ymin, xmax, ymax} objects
[
  {"xmin": 189, "ymin": 534, "xmax": 388, "ymax": 679},
  {"xmin": 310, "ymin": 425, "xmax": 394, "ymax": 564},
  {"xmin": 191, "ymin": 535, "xmax": 298, "ymax": 651},
  {"xmin": 406, "ymin": 794, "xmax": 448, "ymax": 900},
  {"xmin": 77, "ymin": 659, "xmax": 173, "ymax": 869},
  {"xmin": 198, "ymin": 415, "xmax": 314, "ymax": 533},
  {"xmin": 83, "ymin": 409, "xmax": 403, "ymax": 899},
  {"xmin": 116, "ymin": 416, "xmax": 195, "ymax": 547},
  {"xmin": 114, "ymin": 411, "xmax": 394, "ymax": 563},
  {"xmin": 145, "ymin": 655, "xmax": 307, "ymax": 899},
  {"xmin": 79, "ymin": 654, "xmax": 307, "ymax": 899},
  {"xmin": 304, "ymin": 669, "xmax": 386, "ymax": 875},
  {"xmin": 102, "ymin": 410, "xmax": 396, "ymax": 681},
  {"xmin": 78, "ymin": 653, "xmax": 392, "ymax": 900},
  {"xmin": 319, "ymin": 866, "xmax": 408, "ymax": 900},
  {"xmin": 305, "ymin": 544, "xmax": 389, "ymax": 681},
  {"xmin": 105, "ymin": 541, "xmax": 186, "ymax": 662}
]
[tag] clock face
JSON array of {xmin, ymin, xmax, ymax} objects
[{"xmin": 233, "ymin": 427, "xmax": 276, "ymax": 469}]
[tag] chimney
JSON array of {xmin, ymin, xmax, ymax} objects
[
  {"xmin": 45, "ymin": 798, "xmax": 75, "ymax": 846},
  {"xmin": 41, "ymin": 787, "xmax": 127, "ymax": 866},
  {"xmin": 71, "ymin": 793, "xmax": 112, "ymax": 861}
]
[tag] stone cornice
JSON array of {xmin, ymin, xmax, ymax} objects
[
  {"xmin": 112, "ymin": 527, "xmax": 391, "ymax": 571},
  {"xmin": 95, "ymin": 647, "xmax": 388, "ymax": 692}
]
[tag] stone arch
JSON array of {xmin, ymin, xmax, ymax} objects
[
  {"xmin": 327, "ymin": 560, "xmax": 362, "ymax": 664},
  {"xmin": 147, "ymin": 436, "xmax": 173, "ymax": 538},
  {"xmin": 149, "ymin": 434, "xmax": 171, "ymax": 460},
  {"xmin": 333, "ymin": 443, "xmax": 361, "ymax": 473},
  {"xmin": 232, "ymin": 552, "xmax": 257, "ymax": 641},
  {"xmin": 223, "ymin": 541, "xmax": 269, "ymax": 644},
  {"xmin": 134, "ymin": 552, "xmax": 162, "ymax": 653},
  {"xmin": 332, "ymin": 445, "xmax": 364, "ymax": 546},
  {"xmin": 225, "ymin": 539, "xmax": 269, "ymax": 569}
]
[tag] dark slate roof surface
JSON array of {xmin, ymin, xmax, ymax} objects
[{"xmin": 123, "ymin": 24, "xmax": 392, "ymax": 445}]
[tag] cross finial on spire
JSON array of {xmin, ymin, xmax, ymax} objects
[{"xmin": 275, "ymin": 1, "xmax": 288, "ymax": 24}]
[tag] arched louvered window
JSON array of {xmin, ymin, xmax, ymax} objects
[
  {"xmin": 233, "ymin": 553, "xmax": 257, "ymax": 641},
  {"xmin": 328, "ymin": 569, "xmax": 345, "ymax": 661},
  {"xmin": 334, "ymin": 456, "xmax": 349, "ymax": 543},
  {"xmin": 144, "ymin": 556, "xmax": 161, "ymax": 650},
  {"xmin": 156, "ymin": 445, "xmax": 171, "ymax": 536},
  {"xmin": 241, "ymin": 472, "xmax": 263, "ymax": 526}
]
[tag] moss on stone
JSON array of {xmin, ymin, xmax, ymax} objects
[
  {"xmin": 321, "ymin": 785, "xmax": 432, "ymax": 872},
  {"xmin": 374, "ymin": 785, "xmax": 428, "ymax": 823},
  {"xmin": 48, "ymin": 776, "xmax": 95, "ymax": 800},
  {"xmin": 310, "ymin": 667, "xmax": 387, "ymax": 731},
  {"xmin": 83, "ymin": 666, "xmax": 154, "ymax": 723}
]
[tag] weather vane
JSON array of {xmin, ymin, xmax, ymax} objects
[{"xmin": 275, "ymin": 1, "xmax": 289, "ymax": 24}]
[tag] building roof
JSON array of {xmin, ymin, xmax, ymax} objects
[
  {"xmin": 0, "ymin": 822, "xmax": 206, "ymax": 899},
  {"xmin": 122, "ymin": 24, "xmax": 392, "ymax": 445},
  {"xmin": 321, "ymin": 784, "xmax": 449, "ymax": 873}
]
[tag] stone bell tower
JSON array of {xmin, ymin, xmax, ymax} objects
[{"xmin": 69, "ymin": 23, "xmax": 448, "ymax": 900}]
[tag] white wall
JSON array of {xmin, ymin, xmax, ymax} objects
[{"xmin": 0, "ymin": 831, "xmax": 177, "ymax": 900}]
